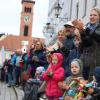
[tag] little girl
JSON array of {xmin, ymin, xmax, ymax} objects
[
  {"xmin": 58, "ymin": 59, "xmax": 84, "ymax": 100},
  {"xmin": 43, "ymin": 53, "xmax": 65, "ymax": 100}
]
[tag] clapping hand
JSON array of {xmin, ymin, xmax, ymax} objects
[{"xmin": 32, "ymin": 56, "xmax": 39, "ymax": 62}]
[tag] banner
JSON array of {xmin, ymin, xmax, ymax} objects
[{"xmin": 0, "ymin": 46, "xmax": 5, "ymax": 68}]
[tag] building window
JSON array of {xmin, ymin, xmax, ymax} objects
[
  {"xmin": 93, "ymin": 0, "xmax": 97, "ymax": 7},
  {"xmin": 24, "ymin": 7, "xmax": 27, "ymax": 12},
  {"xmin": 82, "ymin": 0, "xmax": 87, "ymax": 18},
  {"xmin": 24, "ymin": 25, "xmax": 28, "ymax": 36},
  {"xmin": 24, "ymin": 7, "xmax": 31, "ymax": 13},
  {"xmin": 76, "ymin": 2, "xmax": 79, "ymax": 19},
  {"xmin": 29, "ymin": 8, "xmax": 31, "ymax": 13},
  {"xmin": 70, "ymin": 0, "xmax": 73, "ymax": 20}
]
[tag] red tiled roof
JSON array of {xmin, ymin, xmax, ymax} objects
[{"xmin": 0, "ymin": 35, "xmax": 44, "ymax": 51}]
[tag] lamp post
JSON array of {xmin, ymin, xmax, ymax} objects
[
  {"xmin": 54, "ymin": 1, "xmax": 68, "ymax": 32},
  {"xmin": 54, "ymin": 1, "xmax": 68, "ymax": 21},
  {"xmin": 55, "ymin": 2, "xmax": 62, "ymax": 18}
]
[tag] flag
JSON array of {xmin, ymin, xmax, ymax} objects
[{"xmin": 0, "ymin": 46, "xmax": 5, "ymax": 67}]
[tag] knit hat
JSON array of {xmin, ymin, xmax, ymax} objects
[
  {"xmin": 71, "ymin": 60, "xmax": 80, "ymax": 68},
  {"xmin": 94, "ymin": 67, "xmax": 100, "ymax": 83},
  {"xmin": 36, "ymin": 66, "xmax": 45, "ymax": 75},
  {"xmin": 71, "ymin": 59, "xmax": 83, "ymax": 76}
]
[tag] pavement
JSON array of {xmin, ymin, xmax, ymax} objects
[{"xmin": 0, "ymin": 81, "xmax": 24, "ymax": 100}]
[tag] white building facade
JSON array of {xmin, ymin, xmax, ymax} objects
[
  {"xmin": 47, "ymin": 0, "xmax": 100, "ymax": 31},
  {"xmin": 71, "ymin": 0, "xmax": 100, "ymax": 24}
]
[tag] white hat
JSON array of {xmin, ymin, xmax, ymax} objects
[
  {"xmin": 36, "ymin": 66, "xmax": 45, "ymax": 74},
  {"xmin": 64, "ymin": 21, "xmax": 74, "ymax": 27}
]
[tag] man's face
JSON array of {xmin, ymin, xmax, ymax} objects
[{"xmin": 64, "ymin": 26, "xmax": 75, "ymax": 35}]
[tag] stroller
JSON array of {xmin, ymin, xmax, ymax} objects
[{"xmin": 22, "ymin": 66, "xmax": 47, "ymax": 100}]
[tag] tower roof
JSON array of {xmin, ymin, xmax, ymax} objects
[{"xmin": 21, "ymin": 0, "xmax": 35, "ymax": 4}]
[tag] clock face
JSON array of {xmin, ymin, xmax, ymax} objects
[{"xmin": 24, "ymin": 16, "xmax": 30, "ymax": 23}]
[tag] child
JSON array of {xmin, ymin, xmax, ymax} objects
[
  {"xmin": 43, "ymin": 53, "xmax": 65, "ymax": 100},
  {"xmin": 23, "ymin": 66, "xmax": 45, "ymax": 100},
  {"xmin": 77, "ymin": 67, "xmax": 100, "ymax": 100},
  {"xmin": 58, "ymin": 59, "xmax": 84, "ymax": 100},
  {"xmin": 89, "ymin": 67, "xmax": 100, "ymax": 100}
]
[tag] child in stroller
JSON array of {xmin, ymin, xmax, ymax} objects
[{"xmin": 22, "ymin": 66, "xmax": 47, "ymax": 100}]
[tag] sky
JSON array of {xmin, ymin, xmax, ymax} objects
[{"xmin": 0, "ymin": 0, "xmax": 49, "ymax": 38}]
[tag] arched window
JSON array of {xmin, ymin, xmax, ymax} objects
[{"xmin": 24, "ymin": 7, "xmax": 31, "ymax": 13}]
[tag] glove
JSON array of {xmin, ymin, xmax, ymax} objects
[
  {"xmin": 32, "ymin": 56, "xmax": 39, "ymax": 62},
  {"xmin": 47, "ymin": 71, "xmax": 53, "ymax": 77}
]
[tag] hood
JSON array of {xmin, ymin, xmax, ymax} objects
[
  {"xmin": 70, "ymin": 59, "xmax": 83, "ymax": 77},
  {"xmin": 51, "ymin": 53, "xmax": 63, "ymax": 71}
]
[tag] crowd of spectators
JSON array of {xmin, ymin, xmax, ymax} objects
[{"xmin": 0, "ymin": 7, "xmax": 100, "ymax": 100}]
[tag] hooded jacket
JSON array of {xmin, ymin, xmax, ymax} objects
[{"xmin": 43, "ymin": 53, "xmax": 65, "ymax": 97}]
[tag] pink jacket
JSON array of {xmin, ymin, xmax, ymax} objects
[{"xmin": 43, "ymin": 53, "xmax": 65, "ymax": 97}]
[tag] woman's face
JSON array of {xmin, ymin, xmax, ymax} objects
[
  {"xmin": 89, "ymin": 10, "xmax": 100, "ymax": 24},
  {"xmin": 35, "ymin": 42, "xmax": 43, "ymax": 50},
  {"xmin": 71, "ymin": 64, "xmax": 80, "ymax": 75},
  {"xmin": 58, "ymin": 31, "xmax": 66, "ymax": 41}
]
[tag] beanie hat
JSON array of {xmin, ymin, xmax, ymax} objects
[
  {"xmin": 71, "ymin": 59, "xmax": 83, "ymax": 76},
  {"xmin": 71, "ymin": 60, "xmax": 80, "ymax": 68},
  {"xmin": 36, "ymin": 66, "xmax": 45, "ymax": 75}
]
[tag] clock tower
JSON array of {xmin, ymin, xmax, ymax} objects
[{"xmin": 19, "ymin": 0, "xmax": 35, "ymax": 37}]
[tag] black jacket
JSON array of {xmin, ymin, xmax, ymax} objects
[{"xmin": 80, "ymin": 23, "xmax": 100, "ymax": 74}]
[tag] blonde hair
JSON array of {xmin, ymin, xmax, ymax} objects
[
  {"xmin": 91, "ymin": 7, "xmax": 100, "ymax": 21},
  {"xmin": 35, "ymin": 41, "xmax": 45, "ymax": 50},
  {"xmin": 58, "ymin": 29, "xmax": 66, "ymax": 36}
]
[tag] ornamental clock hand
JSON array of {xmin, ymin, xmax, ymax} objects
[{"xmin": 24, "ymin": 16, "xmax": 30, "ymax": 23}]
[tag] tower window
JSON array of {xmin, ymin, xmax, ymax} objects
[
  {"xmin": 27, "ymin": 8, "xmax": 31, "ymax": 13},
  {"xmin": 24, "ymin": 25, "xmax": 28, "ymax": 36},
  {"xmin": 24, "ymin": 7, "xmax": 31, "ymax": 13},
  {"xmin": 24, "ymin": 7, "xmax": 27, "ymax": 12}
]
